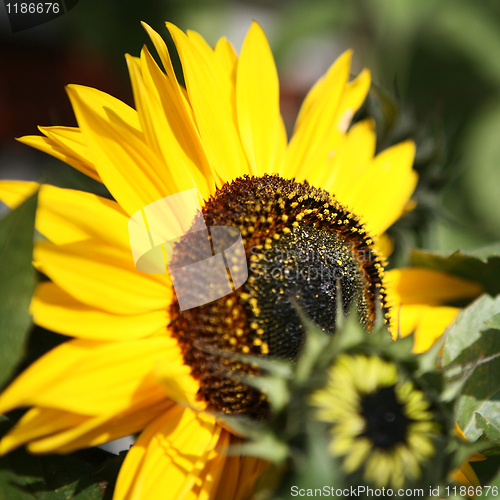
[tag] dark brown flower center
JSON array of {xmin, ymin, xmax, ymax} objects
[
  {"xmin": 168, "ymin": 175, "xmax": 387, "ymax": 418},
  {"xmin": 360, "ymin": 386, "xmax": 410, "ymax": 448}
]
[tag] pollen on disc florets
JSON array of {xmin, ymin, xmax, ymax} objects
[{"xmin": 168, "ymin": 175, "xmax": 388, "ymax": 419}]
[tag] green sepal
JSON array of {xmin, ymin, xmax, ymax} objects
[
  {"xmin": 293, "ymin": 306, "xmax": 331, "ymax": 384},
  {"xmin": 237, "ymin": 432, "xmax": 290, "ymax": 464},
  {"xmin": 242, "ymin": 372, "xmax": 291, "ymax": 413}
]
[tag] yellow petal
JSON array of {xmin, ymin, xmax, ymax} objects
[
  {"xmin": 0, "ymin": 181, "xmax": 118, "ymax": 249},
  {"xmin": 341, "ymin": 141, "xmax": 417, "ymax": 236},
  {"xmin": 284, "ymin": 51, "xmax": 352, "ymax": 179},
  {"xmin": 126, "ymin": 52, "xmax": 211, "ymax": 200},
  {"xmin": 321, "ymin": 118, "xmax": 376, "ymax": 199},
  {"xmin": 209, "ymin": 449, "xmax": 239, "ymax": 500},
  {"xmin": 0, "ymin": 407, "xmax": 88, "ymax": 455},
  {"xmin": 34, "ymin": 240, "xmax": 169, "ymax": 315},
  {"xmin": 214, "ymin": 37, "xmax": 237, "ymax": 80},
  {"xmin": 18, "ymin": 128, "xmax": 101, "ymax": 182},
  {"xmin": 236, "ymin": 21, "xmax": 287, "ymax": 176},
  {"xmin": 17, "ymin": 83, "xmax": 143, "ymax": 188},
  {"xmin": 38, "ymin": 126, "xmax": 88, "ymax": 160},
  {"xmin": 0, "ymin": 399, "xmax": 174, "ymax": 455},
  {"xmin": 141, "ymin": 25, "xmax": 202, "ymax": 142},
  {"xmin": 66, "ymin": 85, "xmax": 176, "ymax": 216},
  {"xmin": 113, "ymin": 408, "xmax": 172, "ymax": 500},
  {"xmin": 139, "ymin": 47, "xmax": 216, "ymax": 197},
  {"xmin": 394, "ymin": 304, "xmax": 459, "ymax": 353},
  {"xmin": 449, "ymin": 461, "xmax": 481, "ymax": 488},
  {"xmin": 189, "ymin": 434, "xmax": 267, "ymax": 500},
  {"xmin": 154, "ymin": 358, "xmax": 206, "ymax": 411},
  {"xmin": 0, "ymin": 180, "xmax": 39, "ymax": 209},
  {"xmin": 31, "ymin": 282, "xmax": 168, "ymax": 340},
  {"xmin": 0, "ymin": 182, "xmax": 130, "ymax": 247},
  {"xmin": 0, "ymin": 336, "xmax": 180, "ymax": 415},
  {"xmin": 375, "ymin": 232, "xmax": 394, "ymax": 260},
  {"xmin": 114, "ymin": 407, "xmax": 222, "ymax": 500},
  {"xmin": 141, "ymin": 24, "xmax": 209, "ymax": 172},
  {"xmin": 168, "ymin": 23, "xmax": 250, "ymax": 183},
  {"xmin": 295, "ymin": 69, "xmax": 372, "ymax": 185},
  {"xmin": 335, "ymin": 69, "xmax": 371, "ymax": 133},
  {"xmin": 141, "ymin": 23, "xmax": 180, "ymax": 88},
  {"xmin": 455, "ymin": 422, "xmax": 468, "ymax": 441},
  {"xmin": 293, "ymin": 51, "xmax": 352, "ymax": 133},
  {"xmin": 211, "ymin": 437, "xmax": 267, "ymax": 500},
  {"xmin": 187, "ymin": 430, "xmax": 230, "ymax": 500},
  {"xmin": 68, "ymin": 84, "xmax": 142, "ymax": 132},
  {"xmin": 385, "ymin": 268, "xmax": 483, "ymax": 307},
  {"xmin": 454, "ymin": 423, "xmax": 487, "ymax": 463},
  {"xmin": 28, "ymin": 399, "xmax": 173, "ymax": 454},
  {"xmin": 38, "ymin": 184, "xmax": 130, "ymax": 245},
  {"xmin": 39, "ymin": 126, "xmax": 100, "ymax": 180}
]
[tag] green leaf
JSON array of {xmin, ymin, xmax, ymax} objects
[
  {"xmin": 483, "ymin": 469, "xmax": 500, "ymax": 499},
  {"xmin": 416, "ymin": 333, "xmax": 446, "ymax": 376},
  {"xmin": 0, "ymin": 416, "xmax": 124, "ymax": 500},
  {"xmin": 411, "ymin": 245, "xmax": 500, "ymax": 296},
  {"xmin": 451, "ymin": 327, "xmax": 500, "ymax": 441},
  {"xmin": 0, "ymin": 449, "xmax": 124, "ymax": 500},
  {"xmin": 476, "ymin": 412, "xmax": 500, "ymax": 444},
  {"xmin": 0, "ymin": 193, "xmax": 38, "ymax": 388},
  {"xmin": 486, "ymin": 313, "xmax": 500, "ymax": 330},
  {"xmin": 466, "ymin": 244, "xmax": 500, "ymax": 262},
  {"xmin": 443, "ymin": 294, "xmax": 500, "ymax": 365}
]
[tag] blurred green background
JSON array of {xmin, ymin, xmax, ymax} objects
[{"xmin": 2, "ymin": 0, "xmax": 500, "ymax": 256}]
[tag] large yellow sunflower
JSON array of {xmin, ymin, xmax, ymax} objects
[{"xmin": 0, "ymin": 21, "xmax": 482, "ymax": 500}]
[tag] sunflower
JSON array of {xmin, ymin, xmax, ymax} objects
[
  {"xmin": 0, "ymin": 21, "xmax": 482, "ymax": 500},
  {"xmin": 312, "ymin": 354, "xmax": 442, "ymax": 490}
]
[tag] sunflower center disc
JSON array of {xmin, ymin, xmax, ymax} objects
[
  {"xmin": 169, "ymin": 175, "xmax": 386, "ymax": 418},
  {"xmin": 360, "ymin": 385, "xmax": 410, "ymax": 448}
]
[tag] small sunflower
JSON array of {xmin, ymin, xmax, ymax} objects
[
  {"xmin": 0, "ymin": 21, "xmax": 482, "ymax": 500},
  {"xmin": 312, "ymin": 354, "xmax": 441, "ymax": 489}
]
